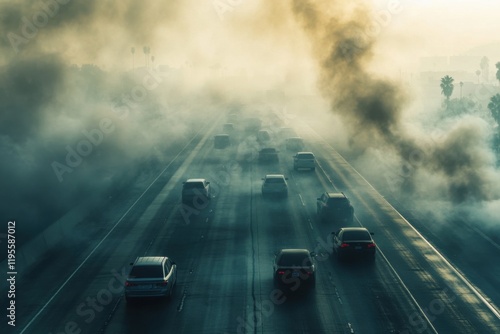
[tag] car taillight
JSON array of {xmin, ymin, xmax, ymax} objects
[
  {"xmin": 367, "ymin": 243, "xmax": 376, "ymax": 248},
  {"xmin": 340, "ymin": 243, "xmax": 350, "ymax": 248},
  {"xmin": 159, "ymin": 280, "xmax": 168, "ymax": 286},
  {"xmin": 125, "ymin": 281, "xmax": 135, "ymax": 287},
  {"xmin": 277, "ymin": 271, "xmax": 285, "ymax": 275}
]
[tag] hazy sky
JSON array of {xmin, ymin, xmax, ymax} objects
[
  {"xmin": 2, "ymin": 0, "xmax": 498, "ymax": 75},
  {"xmin": 379, "ymin": 0, "xmax": 500, "ymax": 55}
]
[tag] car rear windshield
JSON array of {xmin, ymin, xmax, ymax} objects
[
  {"xmin": 184, "ymin": 182, "xmax": 204, "ymax": 189},
  {"xmin": 342, "ymin": 230, "xmax": 371, "ymax": 241},
  {"xmin": 328, "ymin": 198, "xmax": 349, "ymax": 206},
  {"xmin": 129, "ymin": 265, "xmax": 163, "ymax": 278},
  {"xmin": 298, "ymin": 153, "xmax": 314, "ymax": 159},
  {"xmin": 266, "ymin": 178, "xmax": 285, "ymax": 183},
  {"xmin": 278, "ymin": 253, "xmax": 312, "ymax": 266}
]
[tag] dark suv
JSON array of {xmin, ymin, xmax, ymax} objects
[{"xmin": 316, "ymin": 192, "xmax": 354, "ymax": 223}]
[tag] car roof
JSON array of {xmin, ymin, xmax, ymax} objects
[
  {"xmin": 185, "ymin": 178, "xmax": 206, "ymax": 183},
  {"xmin": 325, "ymin": 192, "xmax": 347, "ymax": 198},
  {"xmin": 296, "ymin": 151, "xmax": 314, "ymax": 155},
  {"xmin": 278, "ymin": 249, "xmax": 311, "ymax": 255},
  {"xmin": 339, "ymin": 227, "xmax": 369, "ymax": 233},
  {"xmin": 286, "ymin": 137, "xmax": 303, "ymax": 140},
  {"xmin": 260, "ymin": 147, "xmax": 277, "ymax": 151},
  {"xmin": 265, "ymin": 174, "xmax": 285, "ymax": 179},
  {"xmin": 133, "ymin": 256, "xmax": 168, "ymax": 266}
]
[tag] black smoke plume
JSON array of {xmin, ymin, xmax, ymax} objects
[{"xmin": 290, "ymin": 0, "xmax": 499, "ymax": 203}]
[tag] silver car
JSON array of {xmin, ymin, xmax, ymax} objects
[
  {"xmin": 293, "ymin": 152, "xmax": 316, "ymax": 171},
  {"xmin": 125, "ymin": 256, "xmax": 177, "ymax": 301},
  {"xmin": 261, "ymin": 174, "xmax": 288, "ymax": 197},
  {"xmin": 182, "ymin": 178, "xmax": 211, "ymax": 204}
]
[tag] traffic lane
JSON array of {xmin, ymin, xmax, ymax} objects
[
  {"xmin": 172, "ymin": 185, "xmax": 254, "ymax": 333},
  {"xmin": 334, "ymin": 174, "xmax": 499, "ymax": 332},
  {"xmin": 385, "ymin": 201, "xmax": 500, "ymax": 309},
  {"xmin": 309, "ymin": 142, "xmax": 499, "ymax": 332},
  {"xmin": 252, "ymin": 162, "xmax": 416, "ymax": 333},
  {"xmin": 20, "ymin": 126, "xmax": 219, "ymax": 334},
  {"xmin": 7, "ymin": 127, "xmax": 209, "ymax": 333},
  {"xmin": 253, "ymin": 179, "xmax": 344, "ymax": 333},
  {"xmin": 9, "ymin": 180, "xmax": 183, "ymax": 334},
  {"xmin": 290, "ymin": 208, "xmax": 434, "ymax": 331},
  {"xmin": 260, "ymin": 154, "xmax": 434, "ymax": 333},
  {"xmin": 104, "ymin": 155, "xmax": 252, "ymax": 333},
  {"xmin": 26, "ymin": 192, "xmax": 187, "ymax": 334},
  {"xmin": 102, "ymin": 198, "xmax": 217, "ymax": 334}
]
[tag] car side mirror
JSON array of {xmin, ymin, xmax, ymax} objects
[
  {"xmin": 129, "ymin": 262, "xmax": 134, "ymax": 266},
  {"xmin": 285, "ymin": 178, "xmax": 288, "ymax": 180},
  {"xmin": 370, "ymin": 232, "xmax": 374, "ymax": 236},
  {"xmin": 310, "ymin": 252, "xmax": 316, "ymax": 258},
  {"xmin": 317, "ymin": 198, "xmax": 321, "ymax": 200},
  {"xmin": 172, "ymin": 261, "xmax": 176, "ymax": 265},
  {"xmin": 331, "ymin": 232, "xmax": 336, "ymax": 235},
  {"xmin": 207, "ymin": 182, "xmax": 210, "ymax": 184},
  {"xmin": 261, "ymin": 178, "xmax": 265, "ymax": 180}
]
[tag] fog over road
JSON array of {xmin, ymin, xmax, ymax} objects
[{"xmin": 3, "ymin": 113, "xmax": 499, "ymax": 334}]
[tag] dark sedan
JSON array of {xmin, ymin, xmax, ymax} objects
[
  {"xmin": 331, "ymin": 227, "xmax": 376, "ymax": 261},
  {"xmin": 273, "ymin": 249, "xmax": 316, "ymax": 290}
]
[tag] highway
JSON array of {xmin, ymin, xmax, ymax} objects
[{"xmin": 6, "ymin": 112, "xmax": 500, "ymax": 334}]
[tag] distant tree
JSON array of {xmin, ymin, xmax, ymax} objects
[
  {"xmin": 440, "ymin": 75, "xmax": 454, "ymax": 106},
  {"xmin": 143, "ymin": 46, "xmax": 151, "ymax": 68},
  {"xmin": 489, "ymin": 94, "xmax": 500, "ymax": 127},
  {"xmin": 480, "ymin": 56, "xmax": 489, "ymax": 82},
  {"xmin": 496, "ymin": 62, "xmax": 500, "ymax": 83},
  {"xmin": 475, "ymin": 70, "xmax": 481, "ymax": 83}
]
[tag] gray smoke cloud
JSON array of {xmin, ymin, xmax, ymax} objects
[
  {"xmin": 0, "ymin": 1, "xmax": 223, "ymax": 243},
  {"xmin": 290, "ymin": 0, "xmax": 499, "ymax": 204}
]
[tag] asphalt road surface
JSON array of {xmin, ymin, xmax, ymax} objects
[{"xmin": 5, "ymin": 115, "xmax": 500, "ymax": 334}]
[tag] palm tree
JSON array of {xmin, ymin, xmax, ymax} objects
[
  {"xmin": 440, "ymin": 75, "xmax": 454, "ymax": 106},
  {"xmin": 143, "ymin": 46, "xmax": 150, "ymax": 68},
  {"xmin": 489, "ymin": 94, "xmax": 500, "ymax": 127}
]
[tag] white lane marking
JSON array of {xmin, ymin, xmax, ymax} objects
[
  {"xmin": 298, "ymin": 193, "xmax": 306, "ymax": 206},
  {"xmin": 19, "ymin": 134, "xmax": 202, "ymax": 334},
  {"xmin": 308, "ymin": 218, "xmax": 314, "ymax": 230},
  {"xmin": 376, "ymin": 247, "xmax": 438, "ymax": 334},
  {"xmin": 177, "ymin": 287, "xmax": 188, "ymax": 312}
]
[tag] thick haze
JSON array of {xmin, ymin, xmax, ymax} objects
[{"xmin": 1, "ymin": 0, "xmax": 500, "ymax": 240}]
